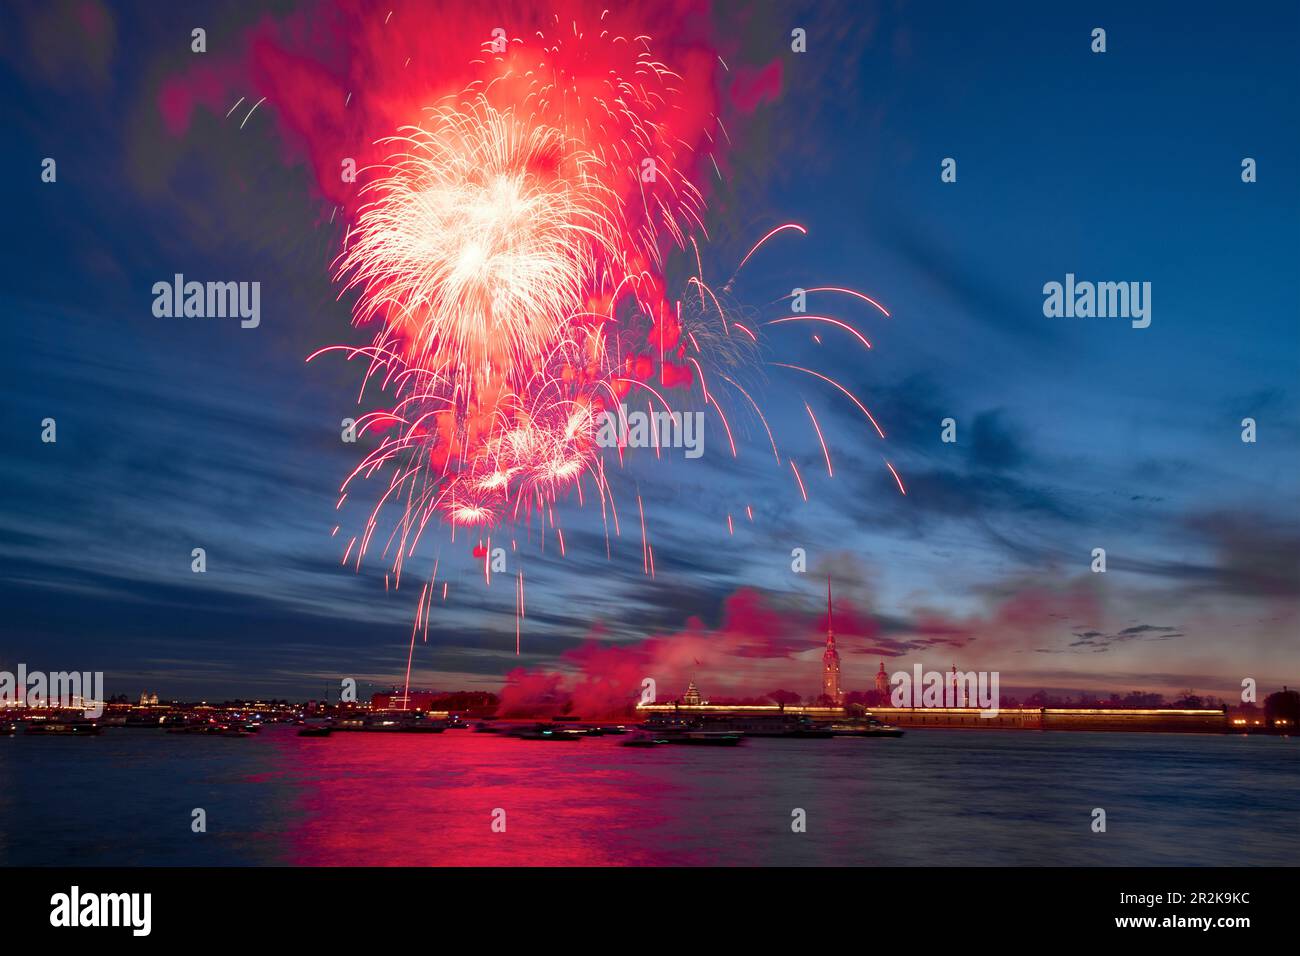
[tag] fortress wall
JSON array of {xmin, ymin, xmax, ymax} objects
[{"xmin": 870, "ymin": 707, "xmax": 1228, "ymax": 733}]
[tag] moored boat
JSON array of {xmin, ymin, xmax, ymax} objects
[
  {"xmin": 24, "ymin": 716, "xmax": 101, "ymax": 736},
  {"xmin": 334, "ymin": 712, "xmax": 447, "ymax": 733},
  {"xmin": 621, "ymin": 731, "xmax": 671, "ymax": 747},
  {"xmin": 166, "ymin": 721, "xmax": 218, "ymax": 734},
  {"xmin": 511, "ymin": 723, "xmax": 583, "ymax": 741},
  {"xmin": 642, "ymin": 713, "xmax": 825, "ymax": 738},
  {"xmin": 826, "ymin": 718, "xmax": 905, "ymax": 738}
]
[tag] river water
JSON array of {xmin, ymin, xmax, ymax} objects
[{"xmin": 1, "ymin": 726, "xmax": 1295, "ymax": 865}]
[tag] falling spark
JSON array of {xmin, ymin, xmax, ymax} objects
[
  {"xmin": 805, "ymin": 403, "xmax": 833, "ymax": 477},
  {"xmin": 790, "ymin": 460, "xmax": 808, "ymax": 502},
  {"xmin": 764, "ymin": 315, "xmax": 872, "ymax": 350},
  {"xmin": 240, "ymin": 96, "xmax": 266, "ymax": 130},
  {"xmin": 885, "ymin": 460, "xmax": 907, "ymax": 496},
  {"xmin": 770, "ymin": 363, "xmax": 886, "ymax": 439}
]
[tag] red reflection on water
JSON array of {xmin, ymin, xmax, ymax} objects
[{"xmin": 266, "ymin": 728, "xmax": 694, "ymax": 866}]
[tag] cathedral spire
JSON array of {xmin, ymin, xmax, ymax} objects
[
  {"xmin": 822, "ymin": 576, "xmax": 843, "ymax": 705},
  {"xmin": 827, "ymin": 576, "xmax": 834, "ymax": 645}
]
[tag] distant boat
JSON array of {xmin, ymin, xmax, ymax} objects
[
  {"xmin": 622, "ymin": 727, "xmax": 742, "ymax": 746},
  {"xmin": 826, "ymin": 718, "xmax": 904, "ymax": 738},
  {"xmin": 166, "ymin": 722, "xmax": 217, "ymax": 734},
  {"xmin": 334, "ymin": 712, "xmax": 447, "ymax": 733},
  {"xmin": 24, "ymin": 716, "xmax": 101, "ymax": 736},
  {"xmin": 123, "ymin": 712, "xmax": 167, "ymax": 728},
  {"xmin": 642, "ymin": 713, "xmax": 826, "ymax": 738},
  {"xmin": 297, "ymin": 725, "xmax": 332, "ymax": 737},
  {"xmin": 513, "ymin": 723, "xmax": 583, "ymax": 741},
  {"xmin": 621, "ymin": 731, "xmax": 671, "ymax": 747},
  {"xmin": 581, "ymin": 724, "xmax": 629, "ymax": 736}
]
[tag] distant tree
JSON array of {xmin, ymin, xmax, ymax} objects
[
  {"xmin": 1173, "ymin": 689, "xmax": 1204, "ymax": 708},
  {"xmin": 1265, "ymin": 688, "xmax": 1300, "ymax": 729}
]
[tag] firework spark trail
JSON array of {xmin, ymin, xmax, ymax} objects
[{"xmin": 805, "ymin": 403, "xmax": 833, "ymax": 477}]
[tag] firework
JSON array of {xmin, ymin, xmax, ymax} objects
[
  {"xmin": 323, "ymin": 16, "xmax": 724, "ymax": 551},
  {"xmin": 336, "ymin": 100, "xmax": 618, "ymax": 397},
  {"xmin": 308, "ymin": 12, "xmax": 904, "ymax": 673}
]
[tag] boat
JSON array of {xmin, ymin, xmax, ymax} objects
[
  {"xmin": 621, "ymin": 731, "xmax": 671, "ymax": 747},
  {"xmin": 512, "ymin": 723, "xmax": 583, "ymax": 741},
  {"xmin": 334, "ymin": 712, "xmax": 447, "ymax": 733},
  {"xmin": 391, "ymin": 716, "xmax": 446, "ymax": 733},
  {"xmin": 297, "ymin": 725, "xmax": 333, "ymax": 737},
  {"xmin": 642, "ymin": 713, "xmax": 827, "ymax": 738},
  {"xmin": 826, "ymin": 718, "xmax": 905, "ymax": 738},
  {"xmin": 622, "ymin": 725, "xmax": 742, "ymax": 746},
  {"xmin": 123, "ymin": 712, "xmax": 167, "ymax": 728},
  {"xmin": 24, "ymin": 716, "xmax": 102, "ymax": 736},
  {"xmin": 579, "ymin": 724, "xmax": 629, "ymax": 737},
  {"xmin": 166, "ymin": 722, "xmax": 217, "ymax": 734}
]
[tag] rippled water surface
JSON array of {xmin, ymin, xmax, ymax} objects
[{"xmin": 2, "ymin": 727, "xmax": 1295, "ymax": 865}]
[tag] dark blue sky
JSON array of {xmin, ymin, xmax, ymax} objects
[{"xmin": 1, "ymin": 0, "xmax": 1296, "ymax": 701}]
